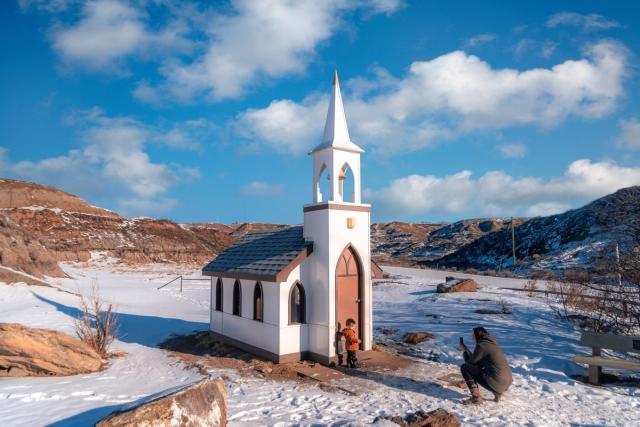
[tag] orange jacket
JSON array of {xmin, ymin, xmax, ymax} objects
[{"xmin": 342, "ymin": 327, "xmax": 359, "ymax": 351}]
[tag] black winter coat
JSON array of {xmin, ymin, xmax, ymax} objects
[{"xmin": 463, "ymin": 335, "xmax": 513, "ymax": 393}]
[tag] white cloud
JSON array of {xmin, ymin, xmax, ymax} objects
[
  {"xmin": 547, "ymin": 12, "xmax": 621, "ymax": 31},
  {"xmin": 49, "ymin": 0, "xmax": 192, "ymax": 72},
  {"xmin": 236, "ymin": 96, "xmax": 327, "ymax": 155},
  {"xmin": 136, "ymin": 0, "xmax": 403, "ymax": 102},
  {"xmin": 240, "ymin": 181, "xmax": 285, "ymax": 197},
  {"xmin": 464, "ymin": 33, "xmax": 496, "ymax": 49},
  {"xmin": 497, "ymin": 143, "xmax": 527, "ymax": 158},
  {"xmin": 613, "ymin": 118, "xmax": 640, "ymax": 149},
  {"xmin": 152, "ymin": 119, "xmax": 217, "ymax": 152},
  {"xmin": 365, "ymin": 159, "xmax": 640, "ymax": 219},
  {"xmin": 0, "ymin": 109, "xmax": 201, "ymax": 216},
  {"xmin": 236, "ymin": 41, "xmax": 628, "ymax": 155},
  {"xmin": 30, "ymin": 0, "xmax": 402, "ymax": 99},
  {"xmin": 18, "ymin": 0, "xmax": 76, "ymax": 13},
  {"xmin": 513, "ymin": 39, "xmax": 557, "ymax": 59}
]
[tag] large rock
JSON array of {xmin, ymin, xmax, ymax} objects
[
  {"xmin": 0, "ymin": 323, "xmax": 103, "ymax": 376},
  {"xmin": 436, "ymin": 277, "xmax": 477, "ymax": 293},
  {"xmin": 97, "ymin": 378, "xmax": 227, "ymax": 427},
  {"xmin": 403, "ymin": 332, "xmax": 435, "ymax": 345},
  {"xmin": 374, "ymin": 408, "xmax": 460, "ymax": 427}
]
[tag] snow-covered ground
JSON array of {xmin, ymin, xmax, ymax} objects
[{"xmin": 1, "ymin": 263, "xmax": 638, "ymax": 426}]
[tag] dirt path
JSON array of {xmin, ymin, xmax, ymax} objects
[{"xmin": 159, "ymin": 331, "xmax": 463, "ymax": 397}]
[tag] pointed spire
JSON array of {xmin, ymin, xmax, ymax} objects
[{"xmin": 310, "ymin": 71, "xmax": 364, "ymax": 154}]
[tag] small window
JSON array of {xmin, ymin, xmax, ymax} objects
[
  {"xmin": 233, "ymin": 280, "xmax": 241, "ymax": 316},
  {"xmin": 289, "ymin": 282, "xmax": 306, "ymax": 324},
  {"xmin": 253, "ymin": 282, "xmax": 263, "ymax": 322},
  {"xmin": 215, "ymin": 278, "xmax": 223, "ymax": 312}
]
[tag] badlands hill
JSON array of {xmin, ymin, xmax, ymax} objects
[
  {"xmin": 431, "ymin": 186, "xmax": 640, "ymax": 273},
  {"xmin": 1, "ymin": 178, "xmax": 637, "ymax": 280},
  {"xmin": 370, "ymin": 218, "xmax": 525, "ymax": 266},
  {"xmin": 0, "ymin": 179, "xmax": 243, "ymax": 278}
]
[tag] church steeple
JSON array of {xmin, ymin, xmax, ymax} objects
[
  {"xmin": 310, "ymin": 71, "xmax": 363, "ymax": 204},
  {"xmin": 311, "ymin": 71, "xmax": 363, "ymax": 154}
]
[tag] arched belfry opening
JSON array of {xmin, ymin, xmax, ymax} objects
[
  {"xmin": 338, "ymin": 162, "xmax": 355, "ymax": 203},
  {"xmin": 315, "ymin": 163, "xmax": 330, "ymax": 203}
]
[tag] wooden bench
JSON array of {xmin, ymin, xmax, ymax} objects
[{"xmin": 572, "ymin": 332, "xmax": 640, "ymax": 385}]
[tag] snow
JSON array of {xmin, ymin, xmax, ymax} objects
[
  {"xmin": 0, "ymin": 264, "xmax": 48, "ymax": 283},
  {"xmin": 1, "ymin": 264, "xmax": 639, "ymax": 426}
]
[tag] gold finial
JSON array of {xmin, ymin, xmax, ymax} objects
[{"xmin": 333, "ymin": 70, "xmax": 339, "ymax": 86}]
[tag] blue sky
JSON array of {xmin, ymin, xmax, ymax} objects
[{"xmin": 1, "ymin": 0, "xmax": 639, "ymax": 223}]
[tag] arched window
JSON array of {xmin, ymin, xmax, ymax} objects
[
  {"xmin": 215, "ymin": 278, "xmax": 223, "ymax": 312},
  {"xmin": 253, "ymin": 282, "xmax": 263, "ymax": 322},
  {"xmin": 289, "ymin": 282, "xmax": 306, "ymax": 324},
  {"xmin": 232, "ymin": 280, "xmax": 241, "ymax": 316}
]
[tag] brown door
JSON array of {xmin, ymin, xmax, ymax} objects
[{"xmin": 336, "ymin": 246, "xmax": 362, "ymax": 347}]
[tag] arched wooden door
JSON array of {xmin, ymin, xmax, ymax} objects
[{"xmin": 336, "ymin": 245, "xmax": 362, "ymax": 347}]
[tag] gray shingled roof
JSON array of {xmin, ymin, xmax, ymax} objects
[{"xmin": 202, "ymin": 226, "xmax": 313, "ymax": 281}]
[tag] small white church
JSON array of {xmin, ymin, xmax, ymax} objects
[{"xmin": 203, "ymin": 72, "xmax": 378, "ymax": 364}]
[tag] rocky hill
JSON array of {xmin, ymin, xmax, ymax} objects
[
  {"xmin": 2, "ymin": 178, "xmax": 636, "ymax": 280},
  {"xmin": 371, "ymin": 218, "xmax": 521, "ymax": 266},
  {"xmin": 430, "ymin": 186, "xmax": 640, "ymax": 273},
  {"xmin": 0, "ymin": 179, "xmax": 239, "ymax": 278}
]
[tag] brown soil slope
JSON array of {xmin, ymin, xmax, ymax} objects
[{"xmin": 0, "ymin": 179, "xmax": 234, "ymax": 277}]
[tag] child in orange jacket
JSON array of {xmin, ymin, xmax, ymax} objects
[{"xmin": 341, "ymin": 318, "xmax": 361, "ymax": 368}]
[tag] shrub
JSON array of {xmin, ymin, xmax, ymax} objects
[{"xmin": 74, "ymin": 280, "xmax": 118, "ymax": 357}]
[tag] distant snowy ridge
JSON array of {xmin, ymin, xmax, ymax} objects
[{"xmin": 430, "ymin": 186, "xmax": 640, "ymax": 274}]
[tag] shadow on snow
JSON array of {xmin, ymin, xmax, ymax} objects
[{"xmin": 33, "ymin": 293, "xmax": 208, "ymax": 348}]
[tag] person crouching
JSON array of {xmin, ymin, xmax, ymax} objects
[
  {"xmin": 459, "ymin": 326, "xmax": 512, "ymax": 405},
  {"xmin": 342, "ymin": 318, "xmax": 361, "ymax": 368}
]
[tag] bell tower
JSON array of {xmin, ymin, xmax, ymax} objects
[
  {"xmin": 302, "ymin": 71, "xmax": 372, "ymax": 364},
  {"xmin": 310, "ymin": 71, "xmax": 364, "ymax": 204}
]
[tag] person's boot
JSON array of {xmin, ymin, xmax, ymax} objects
[
  {"xmin": 462, "ymin": 382, "xmax": 483, "ymax": 405},
  {"xmin": 493, "ymin": 392, "xmax": 502, "ymax": 403}
]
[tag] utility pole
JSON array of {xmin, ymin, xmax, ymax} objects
[
  {"xmin": 615, "ymin": 243, "xmax": 622, "ymax": 287},
  {"xmin": 511, "ymin": 217, "xmax": 516, "ymax": 266}
]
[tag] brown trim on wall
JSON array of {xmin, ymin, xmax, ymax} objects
[
  {"xmin": 307, "ymin": 351, "xmax": 332, "ymax": 366},
  {"xmin": 303, "ymin": 203, "xmax": 370, "ymax": 213},
  {"xmin": 207, "ymin": 330, "xmax": 307, "ymax": 364},
  {"xmin": 275, "ymin": 245, "xmax": 313, "ymax": 282},
  {"xmin": 309, "ymin": 350, "xmax": 376, "ymax": 366},
  {"xmin": 279, "ymin": 351, "xmax": 309, "ymax": 364}
]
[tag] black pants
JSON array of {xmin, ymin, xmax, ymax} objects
[
  {"xmin": 460, "ymin": 363, "xmax": 496, "ymax": 393},
  {"xmin": 346, "ymin": 350, "xmax": 358, "ymax": 368}
]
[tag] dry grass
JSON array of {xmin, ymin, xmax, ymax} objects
[
  {"xmin": 74, "ymin": 279, "xmax": 118, "ymax": 357},
  {"xmin": 523, "ymin": 280, "xmax": 538, "ymax": 297}
]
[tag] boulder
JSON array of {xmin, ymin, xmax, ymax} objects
[
  {"xmin": 403, "ymin": 332, "xmax": 435, "ymax": 345},
  {"xmin": 96, "ymin": 378, "xmax": 226, "ymax": 427},
  {"xmin": 436, "ymin": 278, "xmax": 477, "ymax": 293},
  {"xmin": 0, "ymin": 323, "xmax": 102, "ymax": 376},
  {"xmin": 374, "ymin": 408, "xmax": 460, "ymax": 427},
  {"xmin": 381, "ymin": 328, "xmax": 399, "ymax": 336}
]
